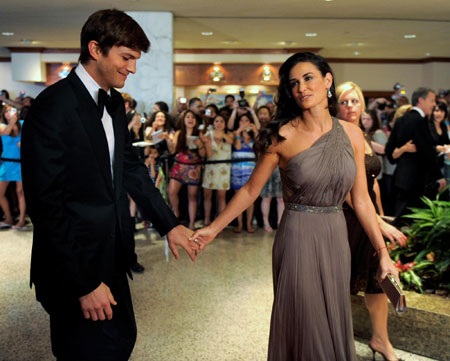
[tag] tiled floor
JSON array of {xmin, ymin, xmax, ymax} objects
[{"xmin": 0, "ymin": 225, "xmax": 439, "ymax": 360}]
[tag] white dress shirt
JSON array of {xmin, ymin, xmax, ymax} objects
[
  {"xmin": 412, "ymin": 106, "xmax": 425, "ymax": 118},
  {"xmin": 75, "ymin": 64, "xmax": 115, "ymax": 179}
]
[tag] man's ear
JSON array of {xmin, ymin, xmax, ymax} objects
[{"xmin": 87, "ymin": 40, "xmax": 102, "ymax": 61}]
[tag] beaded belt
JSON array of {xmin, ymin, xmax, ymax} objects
[{"xmin": 285, "ymin": 203, "xmax": 342, "ymax": 214}]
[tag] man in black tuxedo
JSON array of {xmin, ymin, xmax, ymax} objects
[
  {"xmin": 21, "ymin": 9, "xmax": 199, "ymax": 361},
  {"xmin": 385, "ymin": 87, "xmax": 446, "ymax": 224}
]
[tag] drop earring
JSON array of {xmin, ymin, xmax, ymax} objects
[{"xmin": 327, "ymin": 88, "xmax": 332, "ymax": 98}]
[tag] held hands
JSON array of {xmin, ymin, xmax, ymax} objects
[
  {"xmin": 189, "ymin": 225, "xmax": 218, "ymax": 250},
  {"xmin": 167, "ymin": 225, "xmax": 200, "ymax": 262},
  {"xmin": 79, "ymin": 282, "xmax": 117, "ymax": 321}
]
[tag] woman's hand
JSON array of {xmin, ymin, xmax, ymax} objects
[
  {"xmin": 379, "ymin": 220, "xmax": 407, "ymax": 247},
  {"xmin": 378, "ymin": 252, "xmax": 400, "ymax": 285},
  {"xmin": 402, "ymin": 140, "xmax": 417, "ymax": 153},
  {"xmin": 189, "ymin": 225, "xmax": 218, "ymax": 250}
]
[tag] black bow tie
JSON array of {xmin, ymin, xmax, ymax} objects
[{"xmin": 98, "ymin": 88, "xmax": 118, "ymax": 117}]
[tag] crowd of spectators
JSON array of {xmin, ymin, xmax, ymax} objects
[{"xmin": 0, "ymin": 85, "xmax": 449, "ymax": 235}]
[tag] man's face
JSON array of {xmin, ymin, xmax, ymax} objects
[
  {"xmin": 418, "ymin": 92, "xmax": 436, "ymax": 117},
  {"xmin": 190, "ymin": 100, "xmax": 204, "ymax": 115},
  {"xmin": 96, "ymin": 45, "xmax": 141, "ymax": 90},
  {"xmin": 225, "ymin": 96, "xmax": 234, "ymax": 108}
]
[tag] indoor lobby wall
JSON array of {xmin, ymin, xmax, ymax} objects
[{"xmin": 0, "ymin": 62, "xmax": 46, "ymax": 99}]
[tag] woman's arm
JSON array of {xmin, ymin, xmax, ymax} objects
[
  {"xmin": 200, "ymin": 132, "xmax": 213, "ymax": 159},
  {"xmin": 168, "ymin": 130, "xmax": 180, "ymax": 154},
  {"xmin": 223, "ymin": 132, "xmax": 235, "ymax": 144},
  {"xmin": 0, "ymin": 117, "xmax": 18, "ymax": 136},
  {"xmin": 345, "ymin": 123, "xmax": 399, "ymax": 281},
  {"xmin": 234, "ymin": 128, "xmax": 243, "ymax": 150},
  {"xmin": 248, "ymin": 107, "xmax": 261, "ymax": 130},
  {"xmin": 128, "ymin": 113, "xmax": 139, "ymax": 131},
  {"xmin": 392, "ymin": 140, "xmax": 416, "ymax": 159},
  {"xmin": 191, "ymin": 150, "xmax": 279, "ymax": 244},
  {"xmin": 227, "ymin": 101, "xmax": 238, "ymax": 130},
  {"xmin": 371, "ymin": 141, "xmax": 385, "ymax": 155}
]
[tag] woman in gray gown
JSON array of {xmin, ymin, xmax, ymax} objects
[{"xmin": 191, "ymin": 52, "xmax": 399, "ymax": 361}]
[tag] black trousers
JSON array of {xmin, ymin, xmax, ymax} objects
[
  {"xmin": 393, "ymin": 187, "xmax": 424, "ymax": 225},
  {"xmin": 49, "ymin": 274, "xmax": 136, "ymax": 361}
]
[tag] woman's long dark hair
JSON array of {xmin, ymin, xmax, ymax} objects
[
  {"xmin": 177, "ymin": 110, "xmax": 200, "ymax": 152},
  {"xmin": 254, "ymin": 52, "xmax": 337, "ymax": 156},
  {"xmin": 150, "ymin": 110, "xmax": 173, "ymax": 133},
  {"xmin": 431, "ymin": 101, "xmax": 448, "ymax": 123}
]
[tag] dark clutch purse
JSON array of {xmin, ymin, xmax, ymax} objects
[{"xmin": 380, "ymin": 273, "xmax": 407, "ymax": 313}]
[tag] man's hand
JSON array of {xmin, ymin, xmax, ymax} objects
[
  {"xmin": 79, "ymin": 282, "xmax": 117, "ymax": 321},
  {"xmin": 167, "ymin": 225, "xmax": 199, "ymax": 262}
]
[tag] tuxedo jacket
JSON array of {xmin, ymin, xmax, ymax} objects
[
  {"xmin": 385, "ymin": 109, "xmax": 442, "ymax": 192},
  {"xmin": 21, "ymin": 69, "xmax": 179, "ymax": 311}
]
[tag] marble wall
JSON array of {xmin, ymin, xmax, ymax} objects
[{"xmin": 122, "ymin": 11, "xmax": 173, "ymax": 115}]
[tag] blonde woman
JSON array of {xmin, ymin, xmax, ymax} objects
[{"xmin": 337, "ymin": 81, "xmax": 405, "ymax": 361}]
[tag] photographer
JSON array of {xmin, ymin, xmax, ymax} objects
[{"xmin": 227, "ymin": 98, "xmax": 261, "ymax": 131}]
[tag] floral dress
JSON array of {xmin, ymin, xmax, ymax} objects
[
  {"xmin": 171, "ymin": 149, "xmax": 202, "ymax": 186},
  {"xmin": 202, "ymin": 131, "xmax": 232, "ymax": 190}
]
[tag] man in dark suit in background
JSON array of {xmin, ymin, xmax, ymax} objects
[
  {"xmin": 385, "ymin": 87, "xmax": 446, "ymax": 224},
  {"xmin": 21, "ymin": 9, "xmax": 199, "ymax": 361}
]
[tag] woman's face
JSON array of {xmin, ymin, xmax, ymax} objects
[
  {"xmin": 154, "ymin": 112, "xmax": 166, "ymax": 128},
  {"xmin": 3, "ymin": 106, "xmax": 15, "ymax": 122},
  {"xmin": 433, "ymin": 106, "xmax": 445, "ymax": 122},
  {"xmin": 361, "ymin": 113, "xmax": 373, "ymax": 131},
  {"xmin": 337, "ymin": 89, "xmax": 362, "ymax": 125},
  {"xmin": 213, "ymin": 116, "xmax": 225, "ymax": 131},
  {"xmin": 184, "ymin": 112, "xmax": 196, "ymax": 129},
  {"xmin": 257, "ymin": 108, "xmax": 271, "ymax": 123},
  {"xmin": 288, "ymin": 61, "xmax": 331, "ymax": 111},
  {"xmin": 239, "ymin": 115, "xmax": 251, "ymax": 128},
  {"xmin": 206, "ymin": 106, "xmax": 217, "ymax": 119}
]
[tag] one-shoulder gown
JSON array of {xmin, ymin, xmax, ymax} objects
[{"xmin": 268, "ymin": 118, "xmax": 357, "ymax": 361}]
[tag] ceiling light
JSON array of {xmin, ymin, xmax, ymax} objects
[
  {"xmin": 354, "ymin": 51, "xmax": 360, "ymax": 56},
  {"xmin": 325, "ymin": 0, "xmax": 333, "ymax": 2},
  {"xmin": 2, "ymin": 32, "xmax": 14, "ymax": 36},
  {"xmin": 222, "ymin": 40, "xmax": 238, "ymax": 45},
  {"xmin": 426, "ymin": 52, "xmax": 431, "ymax": 56},
  {"xmin": 201, "ymin": 32, "xmax": 213, "ymax": 36},
  {"xmin": 210, "ymin": 66, "xmax": 223, "ymax": 82},
  {"xmin": 305, "ymin": 33, "xmax": 317, "ymax": 37},
  {"xmin": 403, "ymin": 34, "xmax": 416, "ymax": 39}
]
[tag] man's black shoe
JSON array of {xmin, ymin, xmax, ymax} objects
[{"xmin": 131, "ymin": 262, "xmax": 145, "ymax": 273}]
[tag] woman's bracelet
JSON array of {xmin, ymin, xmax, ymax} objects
[
  {"xmin": 235, "ymin": 136, "xmax": 241, "ymax": 140},
  {"xmin": 374, "ymin": 246, "xmax": 387, "ymax": 256}
]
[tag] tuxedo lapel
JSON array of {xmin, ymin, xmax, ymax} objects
[
  {"xmin": 110, "ymin": 88, "xmax": 124, "ymax": 197},
  {"xmin": 67, "ymin": 70, "xmax": 114, "ymax": 194}
]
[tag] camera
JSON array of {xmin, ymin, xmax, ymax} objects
[
  {"xmin": 239, "ymin": 88, "xmax": 245, "ymax": 99},
  {"xmin": 180, "ymin": 97, "xmax": 187, "ymax": 104},
  {"xmin": 377, "ymin": 102, "xmax": 386, "ymax": 111},
  {"xmin": 238, "ymin": 99, "xmax": 248, "ymax": 107},
  {"xmin": 140, "ymin": 117, "xmax": 146, "ymax": 124},
  {"xmin": 205, "ymin": 109, "xmax": 212, "ymax": 116},
  {"xmin": 208, "ymin": 88, "xmax": 216, "ymax": 92}
]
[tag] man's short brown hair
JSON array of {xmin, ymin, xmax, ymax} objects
[{"xmin": 79, "ymin": 9, "xmax": 150, "ymax": 64}]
